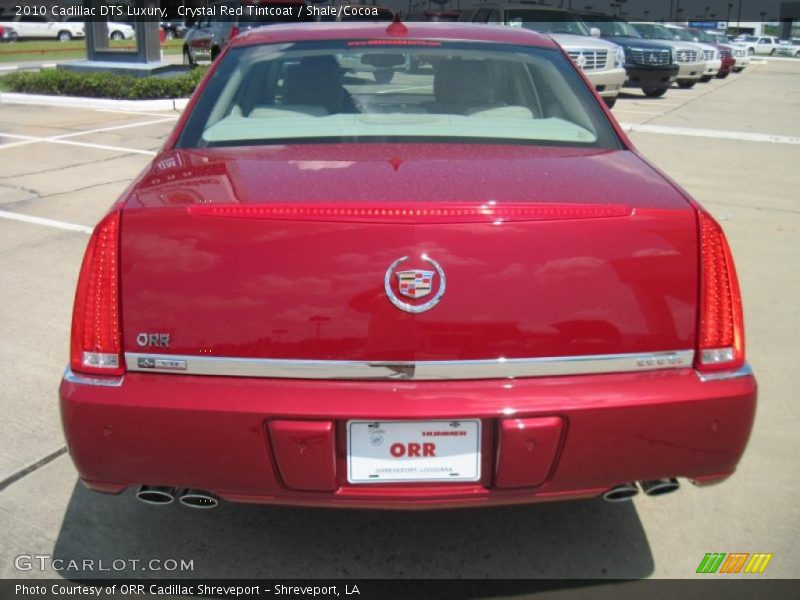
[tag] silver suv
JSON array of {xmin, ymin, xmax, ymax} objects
[{"xmin": 183, "ymin": 0, "xmax": 312, "ymax": 66}]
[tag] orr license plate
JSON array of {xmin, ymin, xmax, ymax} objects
[{"xmin": 347, "ymin": 420, "xmax": 481, "ymax": 484}]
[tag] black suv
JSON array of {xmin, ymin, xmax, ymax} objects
[{"xmin": 579, "ymin": 14, "xmax": 679, "ymax": 98}]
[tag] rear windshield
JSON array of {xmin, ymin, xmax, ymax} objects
[{"xmin": 177, "ymin": 40, "xmax": 620, "ymax": 149}]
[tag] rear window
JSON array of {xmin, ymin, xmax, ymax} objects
[{"xmin": 177, "ymin": 39, "xmax": 620, "ymax": 149}]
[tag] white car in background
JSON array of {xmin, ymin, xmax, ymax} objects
[
  {"xmin": 62, "ymin": 18, "xmax": 136, "ymax": 40},
  {"xmin": 0, "ymin": 14, "xmax": 84, "ymax": 41},
  {"xmin": 107, "ymin": 21, "xmax": 136, "ymax": 40},
  {"xmin": 736, "ymin": 35, "xmax": 780, "ymax": 55},
  {"xmin": 776, "ymin": 39, "xmax": 800, "ymax": 57},
  {"xmin": 664, "ymin": 23, "xmax": 721, "ymax": 81},
  {"xmin": 630, "ymin": 22, "xmax": 706, "ymax": 88}
]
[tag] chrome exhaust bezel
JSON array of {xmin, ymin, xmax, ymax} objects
[
  {"xmin": 640, "ymin": 478, "xmax": 680, "ymax": 496},
  {"xmin": 136, "ymin": 485, "xmax": 176, "ymax": 505},
  {"xmin": 178, "ymin": 489, "xmax": 219, "ymax": 509},
  {"xmin": 602, "ymin": 482, "xmax": 640, "ymax": 502}
]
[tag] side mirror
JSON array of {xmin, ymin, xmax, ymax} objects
[{"xmin": 590, "ymin": 27, "xmax": 601, "ymax": 38}]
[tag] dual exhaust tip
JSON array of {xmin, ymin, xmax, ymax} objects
[
  {"xmin": 602, "ymin": 478, "xmax": 680, "ymax": 502},
  {"xmin": 136, "ymin": 485, "xmax": 219, "ymax": 509}
]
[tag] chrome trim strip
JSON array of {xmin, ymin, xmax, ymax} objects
[
  {"xmin": 63, "ymin": 366, "xmax": 124, "ymax": 387},
  {"xmin": 125, "ymin": 350, "xmax": 694, "ymax": 381},
  {"xmin": 695, "ymin": 362, "xmax": 754, "ymax": 383}
]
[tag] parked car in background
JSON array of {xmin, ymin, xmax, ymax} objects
[
  {"xmin": 629, "ymin": 22, "xmax": 706, "ymax": 88},
  {"xmin": 407, "ymin": 10, "xmax": 461, "ymax": 22},
  {"xmin": 579, "ymin": 15, "xmax": 678, "ymax": 98},
  {"xmin": 776, "ymin": 39, "xmax": 800, "ymax": 57},
  {"xmin": 184, "ymin": 0, "xmax": 311, "ymax": 66},
  {"xmin": 736, "ymin": 35, "xmax": 780, "ymax": 55},
  {"xmin": 161, "ymin": 21, "xmax": 189, "ymax": 40},
  {"xmin": 62, "ymin": 18, "xmax": 135, "ymax": 40},
  {"xmin": 60, "ymin": 22, "xmax": 756, "ymax": 511},
  {"xmin": 664, "ymin": 24, "xmax": 720, "ymax": 82},
  {"xmin": 459, "ymin": 4, "xmax": 627, "ymax": 107},
  {"xmin": 107, "ymin": 21, "xmax": 136, "ymax": 40},
  {"xmin": 705, "ymin": 31, "xmax": 750, "ymax": 72},
  {"xmin": 0, "ymin": 15, "xmax": 83, "ymax": 41},
  {"xmin": 687, "ymin": 28, "xmax": 736, "ymax": 78},
  {"xmin": 0, "ymin": 24, "xmax": 18, "ymax": 42}
]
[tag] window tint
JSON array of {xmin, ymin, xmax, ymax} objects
[{"xmin": 178, "ymin": 40, "xmax": 620, "ymax": 150}]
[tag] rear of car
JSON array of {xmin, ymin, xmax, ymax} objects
[{"xmin": 60, "ymin": 23, "xmax": 756, "ymax": 509}]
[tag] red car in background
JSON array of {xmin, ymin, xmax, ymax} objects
[{"xmin": 60, "ymin": 22, "xmax": 756, "ymax": 510}]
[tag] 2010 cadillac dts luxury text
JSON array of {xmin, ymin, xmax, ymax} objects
[{"xmin": 59, "ymin": 22, "xmax": 756, "ymax": 510}]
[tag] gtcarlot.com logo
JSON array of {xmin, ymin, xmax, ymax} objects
[
  {"xmin": 696, "ymin": 552, "xmax": 773, "ymax": 574},
  {"xmin": 15, "ymin": 554, "xmax": 194, "ymax": 573}
]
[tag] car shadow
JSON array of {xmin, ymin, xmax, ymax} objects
[{"xmin": 52, "ymin": 482, "xmax": 654, "ymax": 581}]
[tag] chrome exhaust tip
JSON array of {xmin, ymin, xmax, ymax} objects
[
  {"xmin": 639, "ymin": 478, "xmax": 680, "ymax": 496},
  {"xmin": 136, "ymin": 485, "xmax": 176, "ymax": 505},
  {"xmin": 602, "ymin": 482, "xmax": 640, "ymax": 502},
  {"xmin": 179, "ymin": 489, "xmax": 219, "ymax": 509}
]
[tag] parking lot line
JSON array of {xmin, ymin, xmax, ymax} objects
[
  {"xmin": 620, "ymin": 123, "xmax": 800, "ymax": 145},
  {"xmin": 0, "ymin": 131, "xmax": 157, "ymax": 156},
  {"xmin": 96, "ymin": 109, "xmax": 182, "ymax": 118},
  {"xmin": 613, "ymin": 109, "xmax": 665, "ymax": 116},
  {"xmin": 0, "ymin": 209, "xmax": 92, "ymax": 234},
  {"xmin": 51, "ymin": 117, "xmax": 177, "ymax": 141}
]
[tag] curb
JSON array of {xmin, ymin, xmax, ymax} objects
[{"xmin": 0, "ymin": 92, "xmax": 189, "ymax": 111}]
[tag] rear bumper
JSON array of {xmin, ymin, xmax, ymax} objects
[{"xmin": 60, "ymin": 365, "xmax": 756, "ymax": 509}]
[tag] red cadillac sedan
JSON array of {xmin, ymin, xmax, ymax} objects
[{"xmin": 60, "ymin": 22, "xmax": 756, "ymax": 510}]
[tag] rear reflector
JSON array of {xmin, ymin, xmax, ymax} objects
[
  {"xmin": 696, "ymin": 211, "xmax": 744, "ymax": 372},
  {"xmin": 188, "ymin": 202, "xmax": 632, "ymax": 224},
  {"xmin": 70, "ymin": 211, "xmax": 124, "ymax": 376}
]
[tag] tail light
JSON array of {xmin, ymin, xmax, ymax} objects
[
  {"xmin": 228, "ymin": 26, "xmax": 240, "ymax": 40},
  {"xmin": 70, "ymin": 210, "xmax": 125, "ymax": 376},
  {"xmin": 696, "ymin": 211, "xmax": 745, "ymax": 372}
]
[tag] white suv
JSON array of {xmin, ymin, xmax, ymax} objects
[
  {"xmin": 737, "ymin": 35, "xmax": 780, "ymax": 55},
  {"xmin": 664, "ymin": 24, "xmax": 721, "ymax": 81},
  {"xmin": 0, "ymin": 15, "xmax": 84, "ymax": 41}
]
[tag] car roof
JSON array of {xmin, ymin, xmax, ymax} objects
[{"xmin": 232, "ymin": 21, "xmax": 558, "ymax": 49}]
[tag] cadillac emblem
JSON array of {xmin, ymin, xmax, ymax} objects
[{"xmin": 385, "ymin": 255, "xmax": 446, "ymax": 314}]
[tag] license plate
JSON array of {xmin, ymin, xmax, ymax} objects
[{"xmin": 347, "ymin": 420, "xmax": 481, "ymax": 484}]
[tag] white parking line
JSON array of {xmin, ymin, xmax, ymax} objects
[
  {"xmin": 613, "ymin": 109, "xmax": 665, "ymax": 116},
  {"xmin": 96, "ymin": 109, "xmax": 182, "ymax": 118},
  {"xmin": 0, "ymin": 117, "xmax": 171, "ymax": 155},
  {"xmin": 0, "ymin": 209, "xmax": 92, "ymax": 234},
  {"xmin": 52, "ymin": 117, "xmax": 177, "ymax": 140},
  {"xmin": 620, "ymin": 123, "xmax": 800, "ymax": 145}
]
